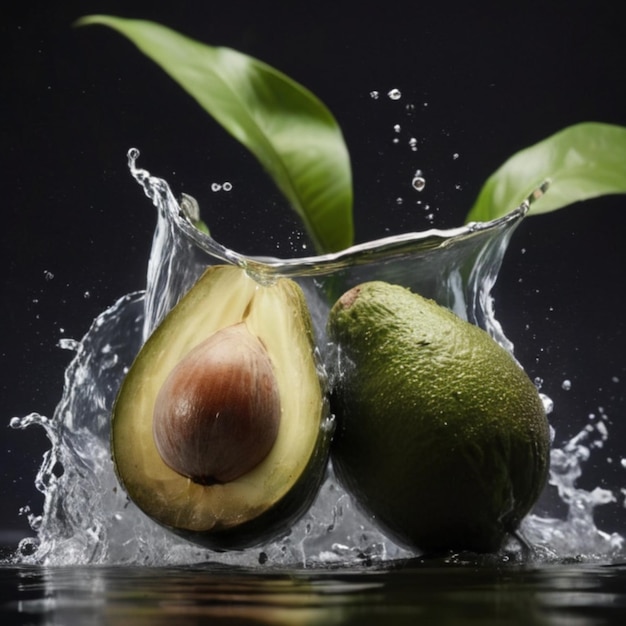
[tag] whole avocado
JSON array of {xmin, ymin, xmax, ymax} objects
[{"xmin": 327, "ymin": 281, "xmax": 550, "ymax": 554}]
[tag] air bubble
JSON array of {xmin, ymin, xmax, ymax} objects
[
  {"xmin": 222, "ymin": 182, "xmax": 232, "ymax": 191},
  {"xmin": 387, "ymin": 88, "xmax": 402, "ymax": 100},
  {"xmin": 393, "ymin": 124, "xmax": 401, "ymax": 133},
  {"xmin": 44, "ymin": 271, "xmax": 54, "ymax": 281},
  {"xmin": 211, "ymin": 183, "xmax": 222, "ymax": 192}
]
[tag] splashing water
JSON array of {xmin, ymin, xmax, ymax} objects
[{"xmin": 5, "ymin": 151, "xmax": 624, "ymax": 567}]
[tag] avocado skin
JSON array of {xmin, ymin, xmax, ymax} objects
[{"xmin": 327, "ymin": 281, "xmax": 550, "ymax": 554}]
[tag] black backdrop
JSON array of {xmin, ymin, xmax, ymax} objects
[{"xmin": 2, "ymin": 1, "xmax": 625, "ymax": 547}]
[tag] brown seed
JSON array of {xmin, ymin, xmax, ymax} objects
[{"xmin": 152, "ymin": 323, "xmax": 281, "ymax": 484}]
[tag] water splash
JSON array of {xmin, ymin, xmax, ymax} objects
[
  {"xmin": 5, "ymin": 152, "xmax": 623, "ymax": 567},
  {"xmin": 523, "ymin": 412, "xmax": 624, "ymax": 560}
]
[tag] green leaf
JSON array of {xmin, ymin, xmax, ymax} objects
[
  {"xmin": 465, "ymin": 122, "xmax": 626, "ymax": 223},
  {"xmin": 77, "ymin": 15, "xmax": 354, "ymax": 254}
]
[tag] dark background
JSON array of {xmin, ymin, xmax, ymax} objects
[{"xmin": 2, "ymin": 1, "xmax": 625, "ymax": 549}]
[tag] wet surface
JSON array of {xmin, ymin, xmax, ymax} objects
[{"xmin": 2, "ymin": 560, "xmax": 626, "ymax": 625}]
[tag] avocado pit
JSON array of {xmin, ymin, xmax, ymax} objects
[{"xmin": 152, "ymin": 322, "xmax": 281, "ymax": 485}]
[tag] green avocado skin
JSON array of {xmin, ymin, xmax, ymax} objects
[{"xmin": 327, "ymin": 281, "xmax": 550, "ymax": 554}]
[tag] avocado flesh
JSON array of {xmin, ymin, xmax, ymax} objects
[
  {"xmin": 112, "ymin": 265, "xmax": 329, "ymax": 549},
  {"xmin": 327, "ymin": 281, "xmax": 550, "ymax": 554}
]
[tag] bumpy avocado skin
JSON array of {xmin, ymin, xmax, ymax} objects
[
  {"xmin": 112, "ymin": 265, "xmax": 331, "ymax": 550},
  {"xmin": 328, "ymin": 281, "xmax": 550, "ymax": 554}
]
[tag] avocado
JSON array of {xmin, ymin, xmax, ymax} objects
[
  {"xmin": 327, "ymin": 281, "xmax": 550, "ymax": 554},
  {"xmin": 112, "ymin": 264, "xmax": 331, "ymax": 550}
]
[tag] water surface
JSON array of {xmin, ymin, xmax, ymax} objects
[{"xmin": 3, "ymin": 560, "xmax": 626, "ymax": 625}]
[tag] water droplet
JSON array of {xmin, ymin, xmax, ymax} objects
[
  {"xmin": 102, "ymin": 353, "xmax": 119, "ymax": 370},
  {"xmin": 562, "ymin": 379, "xmax": 572, "ymax": 391},
  {"xmin": 83, "ymin": 291, "xmax": 91, "ymax": 299},
  {"xmin": 612, "ymin": 376, "xmax": 620, "ymax": 383},
  {"xmin": 387, "ymin": 88, "xmax": 402, "ymax": 100},
  {"xmin": 58, "ymin": 338, "xmax": 80, "ymax": 352},
  {"xmin": 534, "ymin": 377, "xmax": 544, "ymax": 389},
  {"xmin": 453, "ymin": 153, "xmax": 460, "ymax": 160},
  {"xmin": 18, "ymin": 537, "xmax": 39, "ymax": 557},
  {"xmin": 396, "ymin": 197, "xmax": 403, "ymax": 205},
  {"xmin": 369, "ymin": 90, "xmax": 379, "ymax": 99},
  {"xmin": 540, "ymin": 393, "xmax": 553, "ymax": 414},
  {"xmin": 212, "ymin": 182, "xmax": 232, "ymax": 192},
  {"xmin": 412, "ymin": 171, "xmax": 426, "ymax": 192},
  {"xmin": 621, "ymin": 459, "xmax": 626, "ymax": 469},
  {"xmin": 409, "ymin": 137, "xmax": 418, "ymax": 151},
  {"xmin": 393, "ymin": 124, "xmax": 401, "ymax": 133}
]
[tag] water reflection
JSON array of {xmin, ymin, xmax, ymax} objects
[{"xmin": 3, "ymin": 562, "xmax": 626, "ymax": 625}]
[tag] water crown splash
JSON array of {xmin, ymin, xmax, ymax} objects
[{"xmin": 6, "ymin": 152, "xmax": 623, "ymax": 566}]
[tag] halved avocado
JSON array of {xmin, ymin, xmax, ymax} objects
[{"xmin": 112, "ymin": 264, "xmax": 331, "ymax": 550}]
